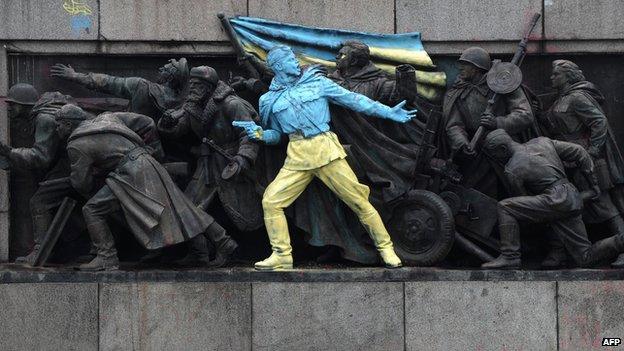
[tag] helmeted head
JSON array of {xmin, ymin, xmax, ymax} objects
[
  {"xmin": 266, "ymin": 45, "xmax": 301, "ymax": 77},
  {"xmin": 188, "ymin": 66, "xmax": 219, "ymax": 99},
  {"xmin": 6, "ymin": 83, "xmax": 39, "ymax": 118},
  {"xmin": 551, "ymin": 60, "xmax": 585, "ymax": 90},
  {"xmin": 157, "ymin": 58, "xmax": 190, "ymax": 91},
  {"xmin": 55, "ymin": 104, "xmax": 89, "ymax": 140},
  {"xmin": 458, "ymin": 47, "xmax": 491, "ymax": 81},
  {"xmin": 483, "ymin": 129, "xmax": 515, "ymax": 162},
  {"xmin": 336, "ymin": 40, "xmax": 370, "ymax": 72}
]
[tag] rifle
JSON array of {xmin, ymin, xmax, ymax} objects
[
  {"xmin": 201, "ymin": 138, "xmax": 266, "ymax": 193},
  {"xmin": 217, "ymin": 13, "xmax": 260, "ymax": 79},
  {"xmin": 468, "ymin": 13, "xmax": 541, "ymax": 150}
]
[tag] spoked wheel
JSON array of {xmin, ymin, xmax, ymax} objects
[{"xmin": 387, "ymin": 189, "xmax": 455, "ymax": 266}]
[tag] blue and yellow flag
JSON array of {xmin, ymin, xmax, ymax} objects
[{"xmin": 229, "ymin": 16, "xmax": 446, "ymax": 101}]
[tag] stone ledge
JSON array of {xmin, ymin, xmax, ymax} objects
[{"xmin": 2, "ymin": 265, "xmax": 624, "ymax": 283}]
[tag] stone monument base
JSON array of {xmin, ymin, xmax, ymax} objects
[{"xmin": 1, "ymin": 265, "xmax": 622, "ymax": 350}]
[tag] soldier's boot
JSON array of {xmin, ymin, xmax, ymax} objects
[
  {"xmin": 174, "ymin": 234, "xmax": 211, "ymax": 267},
  {"xmin": 79, "ymin": 223, "xmax": 119, "ymax": 271},
  {"xmin": 255, "ymin": 215, "xmax": 293, "ymax": 271},
  {"xmin": 360, "ymin": 211, "xmax": 402, "ymax": 268},
  {"xmin": 605, "ymin": 216, "xmax": 624, "ymax": 268},
  {"xmin": 482, "ymin": 224, "xmax": 521, "ymax": 269},
  {"xmin": 541, "ymin": 236, "xmax": 568, "ymax": 269},
  {"xmin": 15, "ymin": 212, "xmax": 52, "ymax": 265},
  {"xmin": 204, "ymin": 222, "xmax": 238, "ymax": 268}
]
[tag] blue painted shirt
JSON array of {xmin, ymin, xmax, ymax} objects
[{"xmin": 259, "ymin": 66, "xmax": 395, "ymax": 138}]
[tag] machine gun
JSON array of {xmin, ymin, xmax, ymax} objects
[{"xmin": 468, "ymin": 13, "xmax": 541, "ymax": 150}]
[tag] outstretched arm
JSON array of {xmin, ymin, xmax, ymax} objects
[
  {"xmin": 50, "ymin": 63, "xmax": 142, "ymax": 100},
  {"xmin": 321, "ymin": 77, "xmax": 417, "ymax": 123},
  {"xmin": 232, "ymin": 121, "xmax": 282, "ymax": 145}
]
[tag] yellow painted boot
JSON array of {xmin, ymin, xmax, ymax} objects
[
  {"xmin": 255, "ymin": 215, "xmax": 294, "ymax": 271},
  {"xmin": 361, "ymin": 211, "xmax": 402, "ymax": 268}
]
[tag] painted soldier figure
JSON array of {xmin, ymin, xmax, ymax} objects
[
  {"xmin": 480, "ymin": 130, "xmax": 624, "ymax": 269},
  {"xmin": 539, "ymin": 60, "xmax": 624, "ymax": 268},
  {"xmin": 56, "ymin": 105, "xmax": 237, "ymax": 270},
  {"xmin": 158, "ymin": 66, "xmax": 262, "ymax": 265},
  {"xmin": 1, "ymin": 92, "xmax": 82, "ymax": 264},
  {"xmin": 443, "ymin": 47, "xmax": 536, "ymax": 199},
  {"xmin": 0, "ymin": 83, "xmax": 39, "ymax": 258},
  {"xmin": 235, "ymin": 45, "xmax": 416, "ymax": 270}
]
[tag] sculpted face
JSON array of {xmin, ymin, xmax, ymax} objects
[
  {"xmin": 55, "ymin": 119, "xmax": 74, "ymax": 139},
  {"xmin": 458, "ymin": 62, "xmax": 479, "ymax": 81},
  {"xmin": 6, "ymin": 102, "xmax": 26, "ymax": 119},
  {"xmin": 188, "ymin": 77, "xmax": 213, "ymax": 99},
  {"xmin": 550, "ymin": 66, "xmax": 567, "ymax": 90},
  {"xmin": 272, "ymin": 49, "xmax": 301, "ymax": 77},
  {"xmin": 336, "ymin": 46, "xmax": 352, "ymax": 72}
]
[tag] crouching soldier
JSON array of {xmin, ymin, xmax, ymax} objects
[
  {"xmin": 56, "ymin": 104, "xmax": 238, "ymax": 270},
  {"xmin": 480, "ymin": 129, "xmax": 624, "ymax": 269}
]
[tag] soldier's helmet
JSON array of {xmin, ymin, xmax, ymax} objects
[
  {"xmin": 190, "ymin": 66, "xmax": 219, "ymax": 86},
  {"xmin": 458, "ymin": 47, "xmax": 492, "ymax": 71},
  {"xmin": 6, "ymin": 83, "xmax": 39, "ymax": 105}
]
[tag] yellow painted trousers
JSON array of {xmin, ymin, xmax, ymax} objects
[{"xmin": 262, "ymin": 157, "xmax": 395, "ymax": 256}]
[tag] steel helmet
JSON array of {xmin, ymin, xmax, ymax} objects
[
  {"xmin": 190, "ymin": 66, "xmax": 219, "ymax": 86},
  {"xmin": 6, "ymin": 83, "xmax": 39, "ymax": 105},
  {"xmin": 458, "ymin": 47, "xmax": 492, "ymax": 71}
]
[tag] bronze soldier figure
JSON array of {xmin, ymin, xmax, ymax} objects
[
  {"xmin": 539, "ymin": 60, "xmax": 624, "ymax": 268},
  {"xmin": 56, "ymin": 105, "xmax": 237, "ymax": 270},
  {"xmin": 1, "ymin": 92, "xmax": 81, "ymax": 264},
  {"xmin": 443, "ymin": 47, "xmax": 535, "ymax": 199},
  {"xmin": 480, "ymin": 129, "xmax": 624, "ymax": 269},
  {"xmin": 1, "ymin": 84, "xmax": 39, "ymax": 258},
  {"xmin": 158, "ymin": 66, "xmax": 262, "ymax": 266},
  {"xmin": 49, "ymin": 59, "xmax": 189, "ymax": 122}
]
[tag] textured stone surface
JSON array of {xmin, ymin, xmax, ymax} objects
[
  {"xmin": 405, "ymin": 281, "xmax": 557, "ymax": 351},
  {"xmin": 99, "ymin": 282, "xmax": 251, "ymax": 351},
  {"xmin": 397, "ymin": 0, "xmax": 543, "ymax": 41},
  {"xmin": 558, "ymin": 281, "xmax": 624, "ymax": 350},
  {"xmin": 252, "ymin": 282, "xmax": 403, "ymax": 351},
  {"xmin": 0, "ymin": 283, "xmax": 98, "ymax": 350},
  {"xmin": 0, "ymin": 212, "xmax": 8, "ymax": 262},
  {"xmin": 248, "ymin": 0, "xmax": 394, "ymax": 33},
  {"xmin": 545, "ymin": 0, "xmax": 624, "ymax": 40},
  {"xmin": 3, "ymin": 266, "xmax": 624, "ymax": 283},
  {"xmin": 99, "ymin": 0, "xmax": 246, "ymax": 41},
  {"xmin": 0, "ymin": 0, "xmax": 98, "ymax": 40}
]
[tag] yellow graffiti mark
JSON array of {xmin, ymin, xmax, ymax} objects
[{"xmin": 63, "ymin": 0, "xmax": 93, "ymax": 15}]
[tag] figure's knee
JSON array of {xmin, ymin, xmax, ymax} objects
[{"xmin": 261, "ymin": 191, "xmax": 283, "ymax": 217}]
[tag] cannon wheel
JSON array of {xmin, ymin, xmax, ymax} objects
[{"xmin": 387, "ymin": 189, "xmax": 455, "ymax": 266}]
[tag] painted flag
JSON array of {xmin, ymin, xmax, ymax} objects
[{"xmin": 228, "ymin": 16, "xmax": 447, "ymax": 101}]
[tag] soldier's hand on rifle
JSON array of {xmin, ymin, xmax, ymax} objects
[
  {"xmin": 50, "ymin": 64, "xmax": 77, "ymax": 80},
  {"xmin": 161, "ymin": 109, "xmax": 183, "ymax": 128},
  {"xmin": 387, "ymin": 100, "xmax": 417, "ymax": 123},
  {"xmin": 230, "ymin": 76, "xmax": 247, "ymax": 91},
  {"xmin": 0, "ymin": 141, "xmax": 12, "ymax": 156},
  {"xmin": 479, "ymin": 112, "xmax": 497, "ymax": 129},
  {"xmin": 461, "ymin": 144, "xmax": 476, "ymax": 158}
]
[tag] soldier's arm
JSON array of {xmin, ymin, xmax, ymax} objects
[
  {"xmin": 571, "ymin": 93, "xmax": 608, "ymax": 153},
  {"xmin": 495, "ymin": 88, "xmax": 534, "ymax": 135},
  {"xmin": 115, "ymin": 112, "xmax": 164, "ymax": 160},
  {"xmin": 505, "ymin": 169, "xmax": 528, "ymax": 196},
  {"xmin": 8, "ymin": 114, "xmax": 60, "ymax": 170},
  {"xmin": 552, "ymin": 139, "xmax": 594, "ymax": 174},
  {"xmin": 444, "ymin": 105, "xmax": 471, "ymax": 153},
  {"xmin": 157, "ymin": 103, "xmax": 194, "ymax": 139},
  {"xmin": 321, "ymin": 77, "xmax": 415, "ymax": 122},
  {"xmin": 225, "ymin": 99, "xmax": 260, "ymax": 162},
  {"xmin": 67, "ymin": 146, "xmax": 94, "ymax": 197}
]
